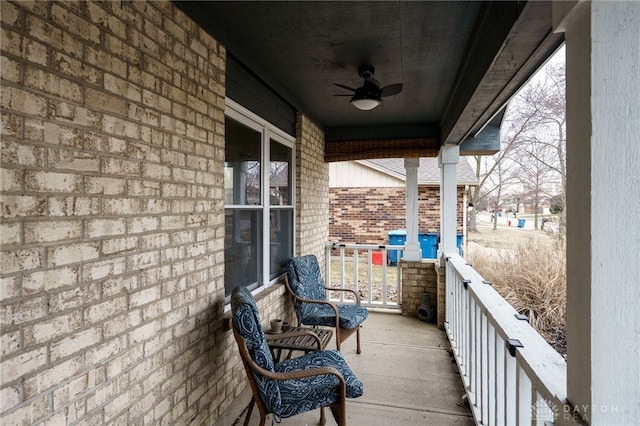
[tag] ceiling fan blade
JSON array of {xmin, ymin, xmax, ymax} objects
[
  {"xmin": 380, "ymin": 83, "xmax": 403, "ymax": 97},
  {"xmin": 333, "ymin": 83, "xmax": 357, "ymax": 92},
  {"xmin": 333, "ymin": 94, "xmax": 353, "ymax": 97}
]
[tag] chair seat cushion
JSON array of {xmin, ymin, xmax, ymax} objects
[
  {"xmin": 274, "ymin": 350, "xmax": 364, "ymax": 418},
  {"xmin": 300, "ymin": 304, "xmax": 369, "ymax": 329}
]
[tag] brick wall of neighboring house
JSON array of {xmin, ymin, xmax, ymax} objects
[
  {"xmin": 0, "ymin": 2, "xmax": 319, "ymax": 424},
  {"xmin": 329, "ymin": 186, "xmax": 466, "ymax": 245}
]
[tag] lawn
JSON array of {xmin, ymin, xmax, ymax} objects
[{"xmin": 328, "ymin": 258, "xmax": 399, "ymax": 304}]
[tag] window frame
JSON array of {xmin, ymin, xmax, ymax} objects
[{"xmin": 224, "ymin": 98, "xmax": 296, "ymax": 301}]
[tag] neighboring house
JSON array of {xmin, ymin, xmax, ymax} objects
[{"xmin": 329, "ymin": 158, "xmax": 477, "ymax": 246}]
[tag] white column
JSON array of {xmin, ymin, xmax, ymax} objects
[
  {"xmin": 558, "ymin": 1, "xmax": 640, "ymax": 424},
  {"xmin": 403, "ymin": 158, "xmax": 421, "ymax": 261},
  {"xmin": 438, "ymin": 144, "xmax": 459, "ymax": 263}
]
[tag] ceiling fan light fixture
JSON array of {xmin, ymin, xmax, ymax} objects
[{"xmin": 351, "ymin": 97, "xmax": 381, "ymax": 111}]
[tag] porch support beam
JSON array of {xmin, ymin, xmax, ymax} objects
[
  {"xmin": 403, "ymin": 158, "xmax": 422, "ymax": 261},
  {"xmin": 560, "ymin": 1, "xmax": 640, "ymax": 424},
  {"xmin": 438, "ymin": 144, "xmax": 459, "ymax": 265}
]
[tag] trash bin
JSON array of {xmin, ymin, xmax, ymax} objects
[
  {"xmin": 388, "ymin": 229, "xmax": 406, "ymax": 264},
  {"xmin": 434, "ymin": 234, "xmax": 464, "ymax": 256},
  {"xmin": 388, "ymin": 230, "xmax": 439, "ymax": 263},
  {"xmin": 517, "ymin": 219, "xmax": 526, "ymax": 228},
  {"xmin": 418, "ymin": 233, "xmax": 438, "ymax": 259}
]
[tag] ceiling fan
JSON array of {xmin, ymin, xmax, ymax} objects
[{"xmin": 334, "ymin": 65, "xmax": 403, "ymax": 111}]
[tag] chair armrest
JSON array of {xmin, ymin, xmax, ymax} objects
[
  {"xmin": 235, "ymin": 327, "xmax": 345, "ymax": 386},
  {"xmin": 266, "ymin": 329, "xmax": 322, "ymax": 350},
  {"xmin": 324, "ymin": 286, "xmax": 361, "ymax": 305},
  {"xmin": 284, "ymin": 275, "xmax": 341, "ymax": 320}
]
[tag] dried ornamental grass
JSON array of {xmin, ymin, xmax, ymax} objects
[{"xmin": 469, "ymin": 235, "xmax": 567, "ymax": 355}]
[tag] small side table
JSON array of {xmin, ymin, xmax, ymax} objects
[{"xmin": 267, "ymin": 326, "xmax": 333, "ymax": 362}]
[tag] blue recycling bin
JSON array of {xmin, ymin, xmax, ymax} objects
[
  {"xmin": 434, "ymin": 234, "xmax": 464, "ymax": 256},
  {"xmin": 419, "ymin": 233, "xmax": 438, "ymax": 259},
  {"xmin": 517, "ymin": 219, "xmax": 526, "ymax": 228},
  {"xmin": 388, "ymin": 229, "xmax": 406, "ymax": 264},
  {"xmin": 388, "ymin": 230, "xmax": 439, "ymax": 263}
]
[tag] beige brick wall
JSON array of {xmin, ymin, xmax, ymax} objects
[
  {"xmin": 295, "ymin": 113, "xmax": 329, "ymax": 264},
  {"xmin": 0, "ymin": 2, "xmax": 314, "ymax": 424},
  {"xmin": 400, "ymin": 260, "xmax": 438, "ymax": 318}
]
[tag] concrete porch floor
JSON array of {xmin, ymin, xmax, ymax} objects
[{"xmin": 235, "ymin": 310, "xmax": 474, "ymax": 425}]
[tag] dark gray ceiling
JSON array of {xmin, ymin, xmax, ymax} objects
[{"xmin": 176, "ymin": 1, "xmax": 562, "ymax": 154}]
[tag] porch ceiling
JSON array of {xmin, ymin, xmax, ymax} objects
[{"xmin": 176, "ymin": 1, "xmax": 563, "ymax": 158}]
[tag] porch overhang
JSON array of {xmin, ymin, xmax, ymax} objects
[{"xmin": 176, "ymin": 1, "xmax": 564, "ymax": 159}]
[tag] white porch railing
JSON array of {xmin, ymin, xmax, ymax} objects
[
  {"xmin": 325, "ymin": 243, "xmax": 403, "ymax": 310},
  {"xmin": 445, "ymin": 252, "xmax": 580, "ymax": 426}
]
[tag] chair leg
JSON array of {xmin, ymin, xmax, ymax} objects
[
  {"xmin": 243, "ymin": 398, "xmax": 254, "ymax": 426},
  {"xmin": 329, "ymin": 403, "xmax": 346, "ymax": 426},
  {"xmin": 356, "ymin": 326, "xmax": 361, "ymax": 354},
  {"xmin": 319, "ymin": 406, "xmax": 326, "ymax": 425}
]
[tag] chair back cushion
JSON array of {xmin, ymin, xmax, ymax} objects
[
  {"xmin": 231, "ymin": 287, "xmax": 281, "ymax": 413},
  {"xmin": 285, "ymin": 254, "xmax": 327, "ymax": 301},
  {"xmin": 285, "ymin": 255, "xmax": 328, "ymax": 322}
]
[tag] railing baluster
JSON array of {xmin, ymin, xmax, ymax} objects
[
  {"xmin": 464, "ymin": 282, "xmax": 471, "ymax": 387},
  {"xmin": 468, "ymin": 296, "xmax": 476, "ymax": 406},
  {"xmin": 480, "ymin": 309, "xmax": 488, "ymax": 425},
  {"xmin": 488, "ymin": 324, "xmax": 499, "ymax": 426},
  {"xmin": 325, "ymin": 242, "xmax": 402, "ymax": 309},
  {"xmin": 367, "ymin": 249, "xmax": 373, "ymax": 305},
  {"xmin": 516, "ymin": 364, "xmax": 532, "ymax": 425},
  {"xmin": 351, "ymin": 248, "xmax": 358, "ymax": 303},
  {"xmin": 325, "ymin": 245, "xmax": 332, "ymax": 288},
  {"xmin": 495, "ymin": 334, "xmax": 506, "ymax": 426},
  {"xmin": 505, "ymin": 344, "xmax": 516, "ymax": 425},
  {"xmin": 339, "ymin": 245, "xmax": 346, "ymax": 294}
]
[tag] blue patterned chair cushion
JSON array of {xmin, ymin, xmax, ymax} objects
[
  {"xmin": 231, "ymin": 287, "xmax": 281, "ymax": 413},
  {"xmin": 298, "ymin": 304, "xmax": 369, "ymax": 329},
  {"xmin": 285, "ymin": 254, "xmax": 327, "ymax": 301},
  {"xmin": 232, "ymin": 287, "xmax": 364, "ymax": 420},
  {"xmin": 275, "ymin": 350, "xmax": 364, "ymax": 418},
  {"xmin": 285, "ymin": 255, "xmax": 369, "ymax": 329}
]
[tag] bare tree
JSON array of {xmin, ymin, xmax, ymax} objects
[
  {"xmin": 510, "ymin": 62, "xmax": 566, "ymax": 226},
  {"xmin": 513, "ymin": 143, "xmax": 557, "ymax": 229},
  {"xmin": 468, "ymin": 98, "xmax": 543, "ymax": 232},
  {"xmin": 468, "ymin": 59, "xmax": 566, "ymax": 233}
]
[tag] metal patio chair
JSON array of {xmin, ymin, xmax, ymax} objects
[
  {"xmin": 284, "ymin": 254, "xmax": 369, "ymax": 353},
  {"xmin": 231, "ymin": 287, "xmax": 364, "ymax": 426}
]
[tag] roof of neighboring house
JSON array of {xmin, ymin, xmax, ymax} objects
[{"xmin": 356, "ymin": 158, "xmax": 478, "ymax": 186}]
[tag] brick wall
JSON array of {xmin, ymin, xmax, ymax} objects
[
  {"xmin": 295, "ymin": 113, "xmax": 329, "ymax": 264},
  {"xmin": 329, "ymin": 186, "xmax": 466, "ymax": 245},
  {"xmin": 0, "ymin": 2, "xmax": 313, "ymax": 424},
  {"xmin": 400, "ymin": 260, "xmax": 438, "ymax": 318}
]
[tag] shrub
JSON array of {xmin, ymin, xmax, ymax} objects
[{"xmin": 469, "ymin": 234, "xmax": 566, "ymax": 355}]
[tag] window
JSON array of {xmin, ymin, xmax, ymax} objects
[{"xmin": 224, "ymin": 100, "xmax": 295, "ymax": 298}]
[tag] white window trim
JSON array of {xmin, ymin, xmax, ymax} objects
[{"xmin": 224, "ymin": 98, "xmax": 296, "ymax": 299}]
